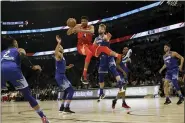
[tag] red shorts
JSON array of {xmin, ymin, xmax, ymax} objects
[{"xmin": 77, "ymin": 44, "xmax": 100, "ymax": 57}]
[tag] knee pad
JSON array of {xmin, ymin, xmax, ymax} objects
[
  {"xmin": 19, "ymin": 87, "xmax": 38, "ymax": 108},
  {"xmin": 66, "ymin": 87, "xmax": 74, "ymax": 100},
  {"xmin": 99, "ymin": 73, "xmax": 105, "ymax": 83}
]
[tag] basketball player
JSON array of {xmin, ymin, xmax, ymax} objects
[
  {"xmin": 112, "ymin": 47, "xmax": 132, "ymax": 109},
  {"xmin": 93, "ymin": 24, "xmax": 125, "ymax": 103},
  {"xmin": 159, "ymin": 43, "xmax": 184, "ymax": 105},
  {"xmin": 67, "ymin": 16, "xmax": 122, "ymax": 84},
  {"xmin": 1, "ymin": 38, "xmax": 49, "ymax": 123},
  {"xmin": 54, "ymin": 35, "xmax": 75, "ymax": 113}
]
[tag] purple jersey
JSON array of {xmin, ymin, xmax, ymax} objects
[
  {"xmin": 55, "ymin": 57, "xmax": 66, "ymax": 74},
  {"xmin": 1, "ymin": 48, "xmax": 21, "ymax": 67},
  {"xmin": 163, "ymin": 52, "xmax": 178, "ymax": 70}
]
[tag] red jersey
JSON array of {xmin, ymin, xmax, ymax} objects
[{"xmin": 77, "ymin": 25, "xmax": 93, "ymax": 45}]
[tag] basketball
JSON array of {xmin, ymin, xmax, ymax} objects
[{"xmin": 67, "ymin": 18, "xmax": 76, "ymax": 28}]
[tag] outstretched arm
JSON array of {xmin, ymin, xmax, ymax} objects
[
  {"xmin": 66, "ymin": 64, "xmax": 74, "ymax": 69},
  {"xmin": 18, "ymin": 48, "xmax": 42, "ymax": 71},
  {"xmin": 73, "ymin": 25, "xmax": 94, "ymax": 34},
  {"xmin": 55, "ymin": 35, "xmax": 63, "ymax": 60}
]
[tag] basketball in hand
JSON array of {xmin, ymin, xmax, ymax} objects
[{"xmin": 67, "ymin": 18, "xmax": 76, "ymax": 28}]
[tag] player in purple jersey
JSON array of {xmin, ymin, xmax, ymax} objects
[
  {"xmin": 159, "ymin": 43, "xmax": 184, "ymax": 105},
  {"xmin": 93, "ymin": 24, "xmax": 126, "ymax": 107},
  {"xmin": 1, "ymin": 37, "xmax": 49, "ymax": 123},
  {"xmin": 54, "ymin": 35, "xmax": 75, "ymax": 113},
  {"xmin": 112, "ymin": 47, "xmax": 132, "ymax": 109}
]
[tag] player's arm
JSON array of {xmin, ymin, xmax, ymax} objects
[
  {"xmin": 55, "ymin": 35, "xmax": 63, "ymax": 60},
  {"xmin": 93, "ymin": 38, "xmax": 98, "ymax": 45},
  {"xmin": 159, "ymin": 64, "xmax": 166, "ymax": 74},
  {"xmin": 74, "ymin": 25, "xmax": 94, "ymax": 34},
  {"xmin": 18, "ymin": 48, "xmax": 42, "ymax": 71},
  {"xmin": 172, "ymin": 51, "xmax": 184, "ymax": 71},
  {"xmin": 66, "ymin": 64, "xmax": 74, "ymax": 69},
  {"xmin": 67, "ymin": 24, "xmax": 81, "ymax": 35}
]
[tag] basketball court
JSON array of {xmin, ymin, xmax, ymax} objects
[{"xmin": 2, "ymin": 98, "xmax": 184, "ymax": 123}]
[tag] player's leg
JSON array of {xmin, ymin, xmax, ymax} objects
[
  {"xmin": 171, "ymin": 69, "xmax": 184, "ymax": 105},
  {"xmin": 60, "ymin": 75, "xmax": 75, "ymax": 113},
  {"xmin": 94, "ymin": 45, "xmax": 121, "ymax": 60},
  {"xmin": 77, "ymin": 44, "xmax": 93, "ymax": 83},
  {"xmin": 164, "ymin": 72, "xmax": 172, "ymax": 104},
  {"xmin": 108, "ymin": 57, "xmax": 130, "ymax": 109},
  {"xmin": 98, "ymin": 73, "xmax": 106, "ymax": 102},
  {"xmin": 8, "ymin": 68, "xmax": 49, "ymax": 123},
  {"xmin": 59, "ymin": 90, "xmax": 68, "ymax": 112}
]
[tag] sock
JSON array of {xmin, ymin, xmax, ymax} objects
[
  {"xmin": 166, "ymin": 96, "xmax": 170, "ymax": 100},
  {"xmin": 61, "ymin": 101, "xmax": 64, "ymax": 108},
  {"xmin": 83, "ymin": 69, "xmax": 87, "ymax": 79},
  {"xmin": 65, "ymin": 102, "xmax": 70, "ymax": 108},
  {"xmin": 122, "ymin": 97, "xmax": 125, "ymax": 103},
  {"xmin": 36, "ymin": 109, "xmax": 45, "ymax": 118},
  {"xmin": 100, "ymin": 88, "xmax": 104, "ymax": 95}
]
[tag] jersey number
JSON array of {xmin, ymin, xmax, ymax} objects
[{"xmin": 3, "ymin": 50, "xmax": 10, "ymax": 58}]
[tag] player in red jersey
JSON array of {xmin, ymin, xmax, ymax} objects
[{"xmin": 67, "ymin": 16, "xmax": 121, "ymax": 84}]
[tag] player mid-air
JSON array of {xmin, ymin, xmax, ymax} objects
[
  {"xmin": 67, "ymin": 16, "xmax": 122, "ymax": 84},
  {"xmin": 159, "ymin": 43, "xmax": 184, "ymax": 105},
  {"xmin": 1, "ymin": 37, "xmax": 49, "ymax": 123},
  {"xmin": 93, "ymin": 24, "xmax": 126, "ymax": 106},
  {"xmin": 112, "ymin": 46, "xmax": 132, "ymax": 109},
  {"xmin": 54, "ymin": 35, "xmax": 75, "ymax": 113}
]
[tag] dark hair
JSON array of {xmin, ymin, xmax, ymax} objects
[
  {"xmin": 81, "ymin": 16, "xmax": 89, "ymax": 21},
  {"xmin": 2, "ymin": 36, "xmax": 16, "ymax": 48},
  {"xmin": 164, "ymin": 43, "xmax": 171, "ymax": 48}
]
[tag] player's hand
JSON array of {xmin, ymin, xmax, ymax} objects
[
  {"xmin": 67, "ymin": 28, "xmax": 75, "ymax": 35},
  {"xmin": 179, "ymin": 65, "xmax": 183, "ymax": 72},
  {"xmin": 126, "ymin": 58, "xmax": 131, "ymax": 63},
  {"xmin": 72, "ymin": 26, "xmax": 82, "ymax": 33},
  {"xmin": 68, "ymin": 64, "xmax": 74, "ymax": 68},
  {"xmin": 159, "ymin": 69, "xmax": 162, "ymax": 74},
  {"xmin": 32, "ymin": 65, "xmax": 42, "ymax": 71},
  {"xmin": 56, "ymin": 35, "xmax": 62, "ymax": 43}
]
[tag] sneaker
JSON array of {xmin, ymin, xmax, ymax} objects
[
  {"xmin": 97, "ymin": 94, "xmax": 105, "ymax": 102},
  {"xmin": 122, "ymin": 102, "xmax": 131, "ymax": 109},
  {"xmin": 59, "ymin": 105, "xmax": 64, "ymax": 112},
  {"xmin": 164, "ymin": 98, "xmax": 172, "ymax": 105},
  {"xmin": 63, "ymin": 107, "xmax": 75, "ymax": 113},
  {"xmin": 177, "ymin": 97, "xmax": 184, "ymax": 105},
  {"xmin": 41, "ymin": 116, "xmax": 49, "ymax": 123},
  {"xmin": 81, "ymin": 76, "xmax": 89, "ymax": 84},
  {"xmin": 112, "ymin": 99, "xmax": 117, "ymax": 109}
]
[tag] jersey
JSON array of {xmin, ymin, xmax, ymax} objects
[
  {"xmin": 163, "ymin": 52, "xmax": 178, "ymax": 70},
  {"xmin": 95, "ymin": 35, "xmax": 115, "ymax": 72},
  {"xmin": 1, "ymin": 48, "xmax": 21, "ymax": 67},
  {"xmin": 1, "ymin": 48, "xmax": 28, "ymax": 90},
  {"xmin": 55, "ymin": 57, "xmax": 71, "ymax": 90},
  {"xmin": 55, "ymin": 57, "xmax": 66, "ymax": 74},
  {"xmin": 77, "ymin": 25, "xmax": 93, "ymax": 45}
]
